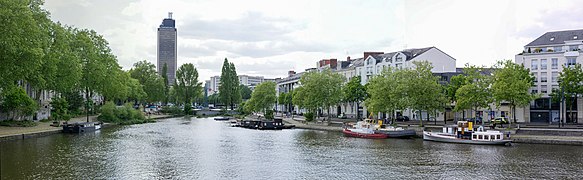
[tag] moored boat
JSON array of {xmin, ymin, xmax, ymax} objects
[
  {"xmin": 342, "ymin": 121, "xmax": 388, "ymax": 139},
  {"xmin": 365, "ymin": 119, "xmax": 416, "ymax": 138},
  {"xmin": 229, "ymin": 120, "xmax": 240, "ymax": 127},
  {"xmin": 238, "ymin": 119, "xmax": 294, "ymax": 130},
  {"xmin": 423, "ymin": 121, "xmax": 512, "ymax": 146},
  {"xmin": 62, "ymin": 122, "xmax": 101, "ymax": 133},
  {"xmin": 214, "ymin": 117, "xmax": 230, "ymax": 121}
]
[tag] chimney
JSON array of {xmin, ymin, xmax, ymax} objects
[
  {"xmin": 168, "ymin": 12, "xmax": 173, "ymax": 19},
  {"xmin": 330, "ymin": 59, "xmax": 337, "ymax": 69},
  {"xmin": 364, "ymin": 52, "xmax": 384, "ymax": 59},
  {"xmin": 347, "ymin": 56, "xmax": 351, "ymax": 62},
  {"xmin": 288, "ymin": 70, "xmax": 296, "ymax": 77}
]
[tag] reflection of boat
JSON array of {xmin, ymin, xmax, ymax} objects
[
  {"xmin": 343, "ymin": 121, "xmax": 388, "ymax": 139},
  {"xmin": 423, "ymin": 121, "xmax": 512, "ymax": 146},
  {"xmin": 62, "ymin": 122, "xmax": 101, "ymax": 133},
  {"xmin": 214, "ymin": 117, "xmax": 230, "ymax": 121},
  {"xmin": 365, "ymin": 119, "xmax": 417, "ymax": 138}
]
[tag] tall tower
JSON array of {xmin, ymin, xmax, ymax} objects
[{"xmin": 157, "ymin": 12, "xmax": 177, "ymax": 85}]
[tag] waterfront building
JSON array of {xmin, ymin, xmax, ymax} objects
[
  {"xmin": 515, "ymin": 29, "xmax": 583, "ymax": 123},
  {"xmin": 157, "ymin": 12, "xmax": 177, "ymax": 85}
]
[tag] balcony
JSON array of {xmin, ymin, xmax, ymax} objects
[{"xmin": 564, "ymin": 51, "xmax": 580, "ymax": 57}]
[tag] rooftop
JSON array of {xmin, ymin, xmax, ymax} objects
[{"xmin": 526, "ymin": 29, "xmax": 583, "ymax": 46}]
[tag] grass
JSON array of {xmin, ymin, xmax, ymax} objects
[{"xmin": 0, "ymin": 120, "xmax": 38, "ymax": 127}]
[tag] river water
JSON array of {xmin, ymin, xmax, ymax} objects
[{"xmin": 1, "ymin": 117, "xmax": 583, "ymax": 179}]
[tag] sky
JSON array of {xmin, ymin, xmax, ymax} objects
[{"xmin": 43, "ymin": 0, "xmax": 583, "ymax": 82}]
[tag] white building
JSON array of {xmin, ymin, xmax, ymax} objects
[
  {"xmin": 515, "ymin": 29, "xmax": 583, "ymax": 123},
  {"xmin": 354, "ymin": 47, "xmax": 457, "ymax": 120},
  {"xmin": 208, "ymin": 76, "xmax": 221, "ymax": 95},
  {"xmin": 238, "ymin": 75, "xmax": 265, "ymax": 90}
]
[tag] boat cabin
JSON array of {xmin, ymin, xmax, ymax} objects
[{"xmin": 441, "ymin": 121, "xmax": 506, "ymax": 141}]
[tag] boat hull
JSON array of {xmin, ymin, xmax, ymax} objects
[
  {"xmin": 423, "ymin": 131, "xmax": 512, "ymax": 145},
  {"xmin": 214, "ymin": 117, "xmax": 230, "ymax": 121},
  {"xmin": 343, "ymin": 129, "xmax": 388, "ymax": 139},
  {"xmin": 374, "ymin": 129, "xmax": 416, "ymax": 138}
]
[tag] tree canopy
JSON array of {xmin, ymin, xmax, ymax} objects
[
  {"xmin": 175, "ymin": 63, "xmax": 202, "ymax": 114},
  {"xmin": 219, "ymin": 58, "xmax": 241, "ymax": 110},
  {"xmin": 491, "ymin": 60, "xmax": 536, "ymax": 123},
  {"xmin": 245, "ymin": 81, "xmax": 277, "ymax": 116}
]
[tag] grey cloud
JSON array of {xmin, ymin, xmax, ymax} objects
[
  {"xmin": 177, "ymin": 39, "xmax": 337, "ymax": 58},
  {"xmin": 514, "ymin": 8, "xmax": 583, "ymax": 39},
  {"xmin": 180, "ymin": 12, "xmax": 302, "ymax": 42}
]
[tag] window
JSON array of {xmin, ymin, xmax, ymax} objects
[
  {"xmin": 533, "ymin": 72, "xmax": 538, "ymax": 82},
  {"xmin": 570, "ymin": 45, "xmax": 579, "ymax": 51},
  {"xmin": 552, "ymin": 72, "xmax": 558, "ymax": 82},
  {"xmin": 531, "ymin": 59, "xmax": 538, "ymax": 70},
  {"xmin": 541, "ymin": 72, "xmax": 547, "ymax": 82},
  {"xmin": 395, "ymin": 63, "xmax": 402, "ymax": 69},
  {"xmin": 541, "ymin": 85, "xmax": 548, "ymax": 94},
  {"xmin": 478, "ymin": 135, "xmax": 483, "ymax": 139},
  {"xmin": 552, "ymin": 58, "xmax": 558, "ymax": 69},
  {"xmin": 574, "ymin": 35, "xmax": 578, "ymax": 40},
  {"xmin": 550, "ymin": 37, "xmax": 555, "ymax": 41},
  {"xmin": 532, "ymin": 89, "xmax": 538, "ymax": 94},
  {"xmin": 541, "ymin": 59, "xmax": 547, "ymax": 70},
  {"xmin": 485, "ymin": 135, "xmax": 489, "ymax": 140},
  {"xmin": 567, "ymin": 57, "xmax": 577, "ymax": 67},
  {"xmin": 497, "ymin": 135, "xmax": 501, "ymax": 139},
  {"xmin": 554, "ymin": 46, "xmax": 562, "ymax": 52}
]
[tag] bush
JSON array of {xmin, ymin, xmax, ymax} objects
[
  {"xmin": 97, "ymin": 101, "xmax": 145, "ymax": 124},
  {"xmin": 160, "ymin": 106, "xmax": 183, "ymax": 115},
  {"xmin": 0, "ymin": 120, "xmax": 37, "ymax": 127},
  {"xmin": 304, "ymin": 112, "xmax": 314, "ymax": 122}
]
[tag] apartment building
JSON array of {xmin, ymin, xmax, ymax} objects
[{"xmin": 515, "ymin": 29, "xmax": 583, "ymax": 123}]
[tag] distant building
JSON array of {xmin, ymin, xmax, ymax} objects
[
  {"xmin": 515, "ymin": 29, "xmax": 583, "ymax": 123},
  {"xmin": 208, "ymin": 76, "xmax": 221, "ymax": 95},
  {"xmin": 238, "ymin": 75, "xmax": 265, "ymax": 90},
  {"xmin": 157, "ymin": 12, "xmax": 177, "ymax": 85}
]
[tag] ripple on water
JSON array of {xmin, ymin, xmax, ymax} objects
[{"xmin": 2, "ymin": 117, "xmax": 583, "ymax": 179}]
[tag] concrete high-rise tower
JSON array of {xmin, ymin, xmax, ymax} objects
[{"xmin": 157, "ymin": 12, "xmax": 177, "ymax": 85}]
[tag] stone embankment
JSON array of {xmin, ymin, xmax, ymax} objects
[{"xmin": 0, "ymin": 115, "xmax": 172, "ymax": 142}]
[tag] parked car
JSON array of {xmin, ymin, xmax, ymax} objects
[
  {"xmin": 491, "ymin": 117, "xmax": 509, "ymax": 124},
  {"xmin": 396, "ymin": 116, "xmax": 410, "ymax": 121}
]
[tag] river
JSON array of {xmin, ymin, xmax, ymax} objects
[{"xmin": 1, "ymin": 117, "xmax": 583, "ymax": 179}]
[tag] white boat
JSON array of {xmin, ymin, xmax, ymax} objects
[
  {"xmin": 343, "ymin": 121, "xmax": 388, "ymax": 139},
  {"xmin": 423, "ymin": 121, "xmax": 512, "ymax": 146}
]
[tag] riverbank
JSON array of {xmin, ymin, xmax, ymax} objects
[
  {"xmin": 0, "ymin": 114, "xmax": 173, "ymax": 142},
  {"xmin": 279, "ymin": 117, "xmax": 583, "ymax": 146}
]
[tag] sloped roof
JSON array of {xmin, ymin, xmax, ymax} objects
[{"xmin": 526, "ymin": 29, "xmax": 583, "ymax": 46}]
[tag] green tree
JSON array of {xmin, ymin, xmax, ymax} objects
[
  {"xmin": 278, "ymin": 92, "xmax": 287, "ymax": 114},
  {"xmin": 219, "ymin": 58, "xmax": 241, "ymax": 110},
  {"xmin": 245, "ymin": 81, "xmax": 277, "ymax": 119},
  {"xmin": 175, "ymin": 63, "xmax": 202, "ymax": 115},
  {"xmin": 558, "ymin": 63, "xmax": 583, "ymax": 123},
  {"xmin": 294, "ymin": 70, "xmax": 345, "ymax": 122},
  {"xmin": 240, "ymin": 84, "xmax": 252, "ymax": 100},
  {"xmin": 365, "ymin": 67, "xmax": 406, "ymax": 121},
  {"xmin": 0, "ymin": 0, "xmax": 45, "ymax": 89},
  {"xmin": 129, "ymin": 60, "xmax": 165, "ymax": 103},
  {"xmin": 343, "ymin": 76, "xmax": 366, "ymax": 120},
  {"xmin": 454, "ymin": 64, "xmax": 492, "ymax": 125},
  {"xmin": 0, "ymin": 85, "xmax": 38, "ymax": 120},
  {"xmin": 491, "ymin": 60, "xmax": 536, "ymax": 124},
  {"xmin": 161, "ymin": 63, "xmax": 170, "ymax": 104},
  {"xmin": 50, "ymin": 97, "xmax": 71, "ymax": 122},
  {"xmin": 405, "ymin": 61, "xmax": 448, "ymax": 126}
]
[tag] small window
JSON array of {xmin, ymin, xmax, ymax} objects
[
  {"xmin": 574, "ymin": 35, "xmax": 578, "ymax": 39},
  {"xmin": 550, "ymin": 37, "xmax": 555, "ymax": 41},
  {"xmin": 497, "ymin": 135, "xmax": 501, "ymax": 139},
  {"xmin": 485, "ymin": 135, "xmax": 489, "ymax": 140},
  {"xmin": 478, "ymin": 135, "xmax": 483, "ymax": 139},
  {"xmin": 473, "ymin": 135, "xmax": 477, "ymax": 139}
]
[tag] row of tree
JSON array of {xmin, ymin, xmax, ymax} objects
[{"xmin": 256, "ymin": 60, "xmax": 538, "ymax": 125}]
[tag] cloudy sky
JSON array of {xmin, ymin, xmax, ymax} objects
[{"xmin": 43, "ymin": 0, "xmax": 583, "ymax": 81}]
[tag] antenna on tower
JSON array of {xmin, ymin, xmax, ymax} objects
[{"xmin": 168, "ymin": 12, "xmax": 173, "ymax": 19}]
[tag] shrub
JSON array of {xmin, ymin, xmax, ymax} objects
[
  {"xmin": 304, "ymin": 112, "xmax": 314, "ymax": 122},
  {"xmin": 97, "ymin": 101, "xmax": 145, "ymax": 124},
  {"xmin": 161, "ymin": 106, "xmax": 183, "ymax": 115},
  {"xmin": 98, "ymin": 102, "xmax": 118, "ymax": 123}
]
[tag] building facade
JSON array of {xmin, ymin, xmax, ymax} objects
[
  {"xmin": 157, "ymin": 12, "xmax": 177, "ymax": 85},
  {"xmin": 238, "ymin": 75, "xmax": 265, "ymax": 90},
  {"xmin": 515, "ymin": 29, "xmax": 583, "ymax": 124}
]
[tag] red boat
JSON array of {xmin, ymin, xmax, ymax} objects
[{"xmin": 342, "ymin": 128, "xmax": 388, "ymax": 139}]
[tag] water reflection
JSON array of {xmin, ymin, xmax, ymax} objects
[{"xmin": 1, "ymin": 117, "xmax": 583, "ymax": 179}]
